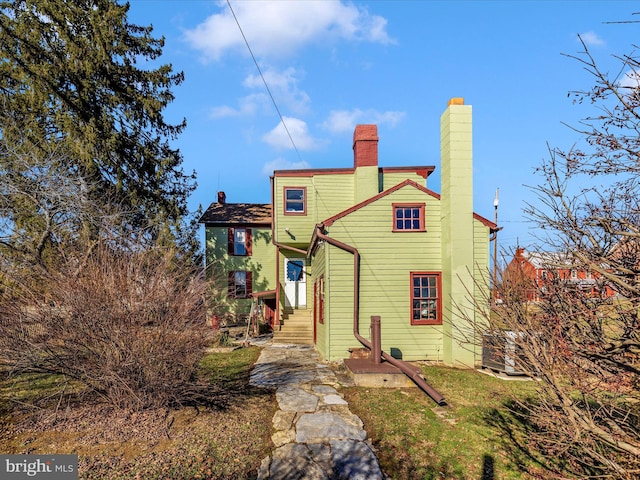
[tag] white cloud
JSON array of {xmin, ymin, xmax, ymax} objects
[
  {"xmin": 321, "ymin": 109, "xmax": 406, "ymax": 134},
  {"xmin": 263, "ymin": 117, "xmax": 320, "ymax": 151},
  {"xmin": 243, "ymin": 66, "xmax": 310, "ymax": 114},
  {"xmin": 210, "ymin": 67, "xmax": 309, "ymax": 119},
  {"xmin": 580, "ymin": 31, "xmax": 605, "ymax": 46},
  {"xmin": 209, "ymin": 93, "xmax": 266, "ymax": 118},
  {"xmin": 183, "ymin": 0, "xmax": 395, "ymax": 61},
  {"xmin": 209, "ymin": 105, "xmax": 239, "ymax": 118},
  {"xmin": 620, "ymin": 69, "xmax": 640, "ymax": 90},
  {"xmin": 262, "ymin": 157, "xmax": 311, "ymax": 175},
  {"xmin": 243, "ymin": 67, "xmax": 299, "ymax": 90}
]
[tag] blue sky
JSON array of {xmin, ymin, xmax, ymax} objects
[{"xmin": 127, "ymin": 0, "xmax": 638, "ymax": 252}]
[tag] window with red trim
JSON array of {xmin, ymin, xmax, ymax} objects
[
  {"xmin": 393, "ymin": 203, "xmax": 425, "ymax": 231},
  {"xmin": 228, "ymin": 271, "xmax": 252, "ymax": 299},
  {"xmin": 228, "ymin": 228, "xmax": 252, "ymax": 256},
  {"xmin": 284, "ymin": 187, "xmax": 306, "ymax": 215},
  {"xmin": 411, "ymin": 272, "xmax": 442, "ymax": 325}
]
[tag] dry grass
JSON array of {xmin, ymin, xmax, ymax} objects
[{"xmin": 0, "ymin": 346, "xmax": 276, "ymax": 480}]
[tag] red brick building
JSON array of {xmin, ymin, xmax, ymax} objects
[{"xmin": 504, "ymin": 248, "xmax": 615, "ymax": 302}]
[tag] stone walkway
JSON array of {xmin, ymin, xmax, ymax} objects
[{"xmin": 249, "ymin": 343, "xmax": 384, "ymax": 480}]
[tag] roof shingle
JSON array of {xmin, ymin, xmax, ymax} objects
[{"xmin": 199, "ymin": 202, "xmax": 272, "ymax": 226}]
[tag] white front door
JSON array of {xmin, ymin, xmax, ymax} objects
[{"xmin": 284, "ymin": 259, "xmax": 306, "ymax": 308}]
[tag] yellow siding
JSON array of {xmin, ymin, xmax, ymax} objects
[
  {"xmin": 320, "ymin": 185, "xmax": 491, "ymax": 362},
  {"xmin": 311, "ymin": 242, "xmax": 328, "ymax": 357},
  {"xmin": 473, "ymin": 220, "xmax": 491, "ymax": 342},
  {"xmin": 273, "ymin": 177, "xmax": 316, "ymax": 246},
  {"xmin": 274, "ymin": 174, "xmax": 356, "ymax": 246},
  {"xmin": 382, "ymin": 171, "xmax": 427, "ymax": 190},
  {"xmin": 355, "ymin": 166, "xmax": 378, "ymax": 203},
  {"xmin": 205, "ymin": 226, "xmax": 275, "ymax": 320},
  {"xmin": 323, "ymin": 186, "xmax": 446, "ymax": 361},
  {"xmin": 311, "ymin": 174, "xmax": 355, "ymax": 222},
  {"xmin": 325, "ymin": 246, "xmax": 356, "ymax": 359}
]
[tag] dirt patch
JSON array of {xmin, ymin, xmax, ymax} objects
[{"xmin": 8, "ymin": 403, "xmax": 172, "ymax": 444}]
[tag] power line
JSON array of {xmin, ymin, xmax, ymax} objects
[{"xmin": 226, "ymin": 0, "xmax": 304, "ymax": 163}]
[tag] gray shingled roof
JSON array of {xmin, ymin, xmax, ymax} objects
[{"xmin": 199, "ymin": 202, "xmax": 272, "ymax": 226}]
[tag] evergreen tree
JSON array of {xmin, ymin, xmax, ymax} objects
[{"xmin": 0, "ymin": 0, "xmax": 195, "ymax": 248}]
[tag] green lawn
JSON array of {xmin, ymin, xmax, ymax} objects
[{"xmin": 342, "ymin": 366, "xmax": 539, "ymax": 480}]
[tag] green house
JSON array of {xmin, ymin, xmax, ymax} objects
[{"xmin": 200, "ymin": 99, "xmax": 497, "ymax": 367}]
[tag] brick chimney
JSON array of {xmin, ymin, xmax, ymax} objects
[
  {"xmin": 217, "ymin": 191, "xmax": 226, "ymax": 204},
  {"xmin": 353, "ymin": 124, "xmax": 378, "ymax": 168},
  {"xmin": 353, "ymin": 124, "xmax": 379, "ymax": 202}
]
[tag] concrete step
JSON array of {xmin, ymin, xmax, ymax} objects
[
  {"xmin": 281, "ymin": 311, "xmax": 312, "ymax": 327},
  {"xmin": 272, "ymin": 334, "xmax": 314, "ymax": 345},
  {"xmin": 278, "ymin": 319, "xmax": 311, "ymax": 325},
  {"xmin": 274, "ymin": 308, "xmax": 314, "ymax": 344},
  {"xmin": 280, "ymin": 326, "xmax": 311, "ymax": 334},
  {"xmin": 273, "ymin": 329, "xmax": 313, "ymax": 337},
  {"xmin": 276, "ymin": 325, "xmax": 313, "ymax": 335},
  {"xmin": 283, "ymin": 314, "xmax": 312, "ymax": 322}
]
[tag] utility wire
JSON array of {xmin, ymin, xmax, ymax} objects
[{"xmin": 226, "ymin": 0, "xmax": 304, "ymax": 163}]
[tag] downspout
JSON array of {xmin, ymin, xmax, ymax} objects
[{"xmin": 313, "ymin": 224, "xmax": 446, "ymax": 406}]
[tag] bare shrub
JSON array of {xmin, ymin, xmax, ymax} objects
[
  {"xmin": 454, "ymin": 27, "xmax": 640, "ymax": 479},
  {"xmin": 0, "ymin": 244, "xmax": 210, "ymax": 410},
  {"xmin": 474, "ymin": 263, "xmax": 640, "ymax": 479}
]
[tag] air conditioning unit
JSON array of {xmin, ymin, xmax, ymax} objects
[{"xmin": 482, "ymin": 331, "xmax": 529, "ymax": 375}]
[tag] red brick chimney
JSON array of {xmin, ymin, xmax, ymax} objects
[
  {"xmin": 217, "ymin": 191, "xmax": 226, "ymax": 204},
  {"xmin": 353, "ymin": 124, "xmax": 378, "ymax": 168}
]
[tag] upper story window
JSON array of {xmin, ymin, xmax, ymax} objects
[
  {"xmin": 411, "ymin": 272, "xmax": 442, "ymax": 325},
  {"xmin": 393, "ymin": 203, "xmax": 425, "ymax": 232},
  {"xmin": 284, "ymin": 187, "xmax": 306, "ymax": 215},
  {"xmin": 228, "ymin": 228, "xmax": 252, "ymax": 256}
]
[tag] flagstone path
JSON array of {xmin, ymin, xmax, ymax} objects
[{"xmin": 249, "ymin": 343, "xmax": 384, "ymax": 480}]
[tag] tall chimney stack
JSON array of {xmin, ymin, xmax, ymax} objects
[
  {"xmin": 217, "ymin": 191, "xmax": 226, "ymax": 204},
  {"xmin": 440, "ymin": 98, "xmax": 476, "ymax": 367}
]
